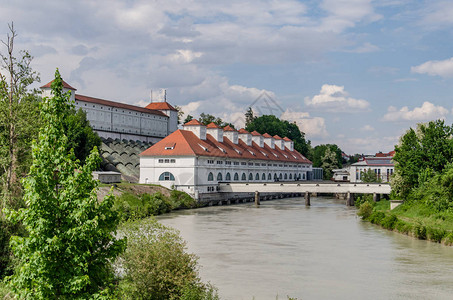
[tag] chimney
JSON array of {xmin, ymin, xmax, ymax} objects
[
  {"xmin": 262, "ymin": 133, "xmax": 275, "ymax": 149},
  {"xmin": 183, "ymin": 119, "xmax": 206, "ymax": 140},
  {"xmin": 273, "ymin": 135, "xmax": 285, "ymax": 150},
  {"xmin": 283, "ymin": 137, "xmax": 294, "ymax": 151},
  {"xmin": 251, "ymin": 131, "xmax": 264, "ymax": 147},
  {"xmin": 206, "ymin": 122, "xmax": 223, "ymax": 142},
  {"xmin": 238, "ymin": 128, "xmax": 252, "ymax": 146},
  {"xmin": 223, "ymin": 125, "xmax": 238, "ymax": 144}
]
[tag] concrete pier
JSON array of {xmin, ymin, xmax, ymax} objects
[
  {"xmin": 255, "ymin": 191, "xmax": 260, "ymax": 206},
  {"xmin": 346, "ymin": 192, "xmax": 355, "ymax": 206},
  {"xmin": 305, "ymin": 192, "xmax": 310, "ymax": 206},
  {"xmin": 373, "ymin": 192, "xmax": 381, "ymax": 202}
]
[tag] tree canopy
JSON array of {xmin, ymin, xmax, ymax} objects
[
  {"xmin": 5, "ymin": 70, "xmax": 125, "ymax": 299},
  {"xmin": 245, "ymin": 115, "xmax": 311, "ymax": 157}
]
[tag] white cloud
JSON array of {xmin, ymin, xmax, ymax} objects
[
  {"xmin": 280, "ymin": 109, "xmax": 328, "ymax": 138},
  {"xmin": 347, "ymin": 42, "xmax": 379, "ymax": 53},
  {"xmin": 382, "ymin": 101, "xmax": 449, "ymax": 122},
  {"xmin": 304, "ymin": 84, "xmax": 370, "ymax": 112},
  {"xmin": 360, "ymin": 125, "xmax": 374, "ymax": 131},
  {"xmin": 411, "ymin": 57, "xmax": 453, "ymax": 77}
]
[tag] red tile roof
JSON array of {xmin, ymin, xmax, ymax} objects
[
  {"xmin": 141, "ymin": 129, "xmax": 312, "ymax": 165},
  {"xmin": 262, "ymin": 133, "xmax": 273, "ymax": 138},
  {"xmin": 273, "ymin": 135, "xmax": 282, "ymax": 140},
  {"xmin": 184, "ymin": 119, "xmax": 204, "ymax": 126},
  {"xmin": 283, "ymin": 137, "xmax": 292, "ymax": 141},
  {"xmin": 206, "ymin": 122, "xmax": 222, "ymax": 129},
  {"xmin": 238, "ymin": 128, "xmax": 250, "ymax": 134},
  {"xmin": 223, "ymin": 125, "xmax": 236, "ymax": 131},
  {"xmin": 251, "ymin": 131, "xmax": 262, "ymax": 136},
  {"xmin": 145, "ymin": 101, "xmax": 177, "ymax": 111},
  {"xmin": 75, "ymin": 94, "xmax": 167, "ymax": 117},
  {"xmin": 41, "ymin": 79, "xmax": 76, "ymax": 90}
]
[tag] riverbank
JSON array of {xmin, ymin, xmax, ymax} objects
[{"xmin": 358, "ymin": 199, "xmax": 453, "ymax": 245}]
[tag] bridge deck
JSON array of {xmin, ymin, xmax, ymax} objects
[{"xmin": 219, "ymin": 181, "xmax": 391, "ymax": 194}]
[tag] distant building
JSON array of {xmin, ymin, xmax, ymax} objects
[
  {"xmin": 40, "ymin": 80, "xmax": 179, "ymax": 143},
  {"xmin": 139, "ymin": 120, "xmax": 313, "ymax": 199},
  {"xmin": 349, "ymin": 155, "xmax": 394, "ymax": 183}
]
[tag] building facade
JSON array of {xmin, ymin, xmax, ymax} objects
[
  {"xmin": 139, "ymin": 120, "xmax": 313, "ymax": 198},
  {"xmin": 41, "ymin": 80, "xmax": 179, "ymax": 143},
  {"xmin": 349, "ymin": 156, "xmax": 394, "ymax": 183}
]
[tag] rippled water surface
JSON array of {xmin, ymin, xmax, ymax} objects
[{"xmin": 157, "ymin": 197, "xmax": 453, "ymax": 300}]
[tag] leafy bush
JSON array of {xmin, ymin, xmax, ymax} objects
[
  {"xmin": 117, "ymin": 218, "xmax": 218, "ymax": 300},
  {"xmin": 426, "ymin": 227, "xmax": 446, "ymax": 243},
  {"xmin": 368, "ymin": 211, "xmax": 386, "ymax": 225},
  {"xmin": 381, "ymin": 214, "xmax": 398, "ymax": 230},
  {"xmin": 354, "ymin": 194, "xmax": 373, "ymax": 208},
  {"xmin": 414, "ymin": 223, "xmax": 427, "ymax": 240},
  {"xmin": 357, "ymin": 202, "xmax": 373, "ymax": 220},
  {"xmin": 443, "ymin": 233, "xmax": 453, "ymax": 245},
  {"xmin": 170, "ymin": 190, "xmax": 197, "ymax": 209},
  {"xmin": 395, "ymin": 220, "xmax": 412, "ymax": 234}
]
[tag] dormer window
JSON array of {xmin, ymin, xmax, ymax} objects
[
  {"xmin": 248, "ymin": 150, "xmax": 256, "ymax": 156},
  {"xmin": 282, "ymin": 154, "xmax": 288, "ymax": 158},
  {"xmin": 164, "ymin": 143, "xmax": 176, "ymax": 150},
  {"xmin": 272, "ymin": 152, "xmax": 278, "ymax": 158},
  {"xmin": 233, "ymin": 148, "xmax": 241, "ymax": 154},
  {"xmin": 260, "ymin": 151, "xmax": 268, "ymax": 157},
  {"xmin": 198, "ymin": 144, "xmax": 209, "ymax": 152},
  {"xmin": 217, "ymin": 146, "xmax": 227, "ymax": 153}
]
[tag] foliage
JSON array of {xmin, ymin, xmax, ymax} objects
[
  {"xmin": 310, "ymin": 144, "xmax": 342, "ymax": 169},
  {"xmin": 117, "ymin": 218, "xmax": 218, "ymax": 300},
  {"xmin": 64, "ymin": 107, "xmax": 102, "ymax": 164},
  {"xmin": 0, "ymin": 23, "xmax": 41, "ymax": 210},
  {"xmin": 113, "ymin": 190, "xmax": 197, "ymax": 222},
  {"xmin": 174, "ymin": 105, "xmax": 184, "ymax": 125},
  {"xmin": 320, "ymin": 147, "xmax": 341, "ymax": 180},
  {"xmin": 357, "ymin": 201, "xmax": 373, "ymax": 219},
  {"xmin": 244, "ymin": 107, "xmax": 255, "ymax": 127},
  {"xmin": 245, "ymin": 115, "xmax": 311, "ymax": 157},
  {"xmin": 5, "ymin": 70, "xmax": 126, "ymax": 299},
  {"xmin": 183, "ymin": 114, "xmax": 193, "ymax": 124},
  {"xmin": 198, "ymin": 112, "xmax": 235, "ymax": 128},
  {"xmin": 393, "ymin": 120, "xmax": 453, "ymax": 197},
  {"xmin": 360, "ymin": 168, "xmax": 382, "ymax": 183}
]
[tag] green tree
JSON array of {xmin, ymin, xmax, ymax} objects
[
  {"xmin": 245, "ymin": 115, "xmax": 311, "ymax": 157},
  {"xmin": 174, "ymin": 105, "xmax": 184, "ymax": 125},
  {"xmin": 392, "ymin": 120, "xmax": 453, "ymax": 197},
  {"xmin": 244, "ymin": 107, "xmax": 255, "ymax": 127},
  {"xmin": 183, "ymin": 114, "xmax": 193, "ymax": 124},
  {"xmin": 5, "ymin": 70, "xmax": 125, "ymax": 299},
  {"xmin": 310, "ymin": 144, "xmax": 342, "ymax": 169},
  {"xmin": 0, "ymin": 23, "xmax": 40, "ymax": 209},
  {"xmin": 321, "ymin": 147, "xmax": 339, "ymax": 180},
  {"xmin": 118, "ymin": 218, "xmax": 218, "ymax": 300},
  {"xmin": 198, "ymin": 112, "xmax": 235, "ymax": 128},
  {"xmin": 360, "ymin": 169, "xmax": 382, "ymax": 183},
  {"xmin": 64, "ymin": 108, "xmax": 102, "ymax": 164}
]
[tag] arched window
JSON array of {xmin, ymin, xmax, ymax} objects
[
  {"xmin": 208, "ymin": 172, "xmax": 214, "ymax": 181},
  {"xmin": 274, "ymin": 173, "xmax": 278, "ymax": 180},
  {"xmin": 289, "ymin": 173, "xmax": 292, "ymax": 180},
  {"xmin": 241, "ymin": 173, "xmax": 247, "ymax": 181},
  {"xmin": 279, "ymin": 173, "xmax": 282, "ymax": 179},
  {"xmin": 217, "ymin": 172, "xmax": 223, "ymax": 181},
  {"xmin": 262, "ymin": 173, "xmax": 266, "ymax": 181},
  {"xmin": 284, "ymin": 173, "xmax": 288, "ymax": 180},
  {"xmin": 226, "ymin": 172, "xmax": 231, "ymax": 181},
  {"xmin": 295, "ymin": 173, "xmax": 297, "ymax": 180},
  {"xmin": 158, "ymin": 172, "xmax": 175, "ymax": 181},
  {"xmin": 268, "ymin": 173, "xmax": 272, "ymax": 180},
  {"xmin": 255, "ymin": 173, "xmax": 259, "ymax": 180},
  {"xmin": 234, "ymin": 173, "xmax": 239, "ymax": 181},
  {"xmin": 249, "ymin": 173, "xmax": 253, "ymax": 180}
]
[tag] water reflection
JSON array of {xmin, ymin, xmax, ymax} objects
[{"xmin": 157, "ymin": 197, "xmax": 453, "ymax": 300}]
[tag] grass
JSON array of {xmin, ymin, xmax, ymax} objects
[{"xmin": 358, "ymin": 199, "xmax": 453, "ymax": 245}]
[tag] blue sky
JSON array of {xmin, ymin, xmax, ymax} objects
[{"xmin": 2, "ymin": 0, "xmax": 453, "ymax": 154}]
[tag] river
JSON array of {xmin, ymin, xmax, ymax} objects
[{"xmin": 157, "ymin": 196, "xmax": 453, "ymax": 300}]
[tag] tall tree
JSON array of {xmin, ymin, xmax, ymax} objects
[
  {"xmin": 0, "ymin": 23, "xmax": 40, "ymax": 210},
  {"xmin": 6, "ymin": 70, "xmax": 125, "ymax": 299},
  {"xmin": 198, "ymin": 112, "xmax": 235, "ymax": 128},
  {"xmin": 321, "ymin": 147, "xmax": 338, "ymax": 180},
  {"xmin": 183, "ymin": 114, "xmax": 193, "ymax": 124},
  {"xmin": 310, "ymin": 144, "xmax": 342, "ymax": 169},
  {"xmin": 245, "ymin": 115, "xmax": 311, "ymax": 157},
  {"xmin": 392, "ymin": 120, "xmax": 453, "ymax": 197},
  {"xmin": 244, "ymin": 107, "xmax": 255, "ymax": 127}
]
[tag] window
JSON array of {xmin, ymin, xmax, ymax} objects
[
  {"xmin": 226, "ymin": 173, "xmax": 231, "ymax": 181},
  {"xmin": 241, "ymin": 162, "xmax": 247, "ymax": 166},
  {"xmin": 207, "ymin": 160, "xmax": 214, "ymax": 164},
  {"xmin": 217, "ymin": 161, "xmax": 223, "ymax": 165},
  {"xmin": 241, "ymin": 173, "xmax": 247, "ymax": 181},
  {"xmin": 170, "ymin": 159, "xmax": 175, "ymax": 163},
  {"xmin": 268, "ymin": 173, "xmax": 271, "ymax": 180},
  {"xmin": 255, "ymin": 173, "xmax": 259, "ymax": 180},
  {"xmin": 208, "ymin": 172, "xmax": 214, "ymax": 181},
  {"xmin": 234, "ymin": 162, "xmax": 239, "ymax": 166},
  {"xmin": 284, "ymin": 174, "xmax": 288, "ymax": 180},
  {"xmin": 249, "ymin": 173, "xmax": 253, "ymax": 181},
  {"xmin": 234, "ymin": 173, "xmax": 239, "ymax": 181},
  {"xmin": 158, "ymin": 172, "xmax": 175, "ymax": 181},
  {"xmin": 262, "ymin": 173, "xmax": 266, "ymax": 181},
  {"xmin": 158, "ymin": 159, "xmax": 163, "ymax": 163},
  {"xmin": 289, "ymin": 173, "xmax": 292, "ymax": 180},
  {"xmin": 226, "ymin": 161, "xmax": 232, "ymax": 165},
  {"xmin": 279, "ymin": 173, "xmax": 282, "ymax": 179},
  {"xmin": 217, "ymin": 173, "xmax": 223, "ymax": 181}
]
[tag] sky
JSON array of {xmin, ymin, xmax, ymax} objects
[{"xmin": 2, "ymin": 0, "xmax": 453, "ymax": 154}]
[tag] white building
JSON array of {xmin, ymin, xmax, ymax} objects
[
  {"xmin": 349, "ymin": 156, "xmax": 394, "ymax": 183},
  {"xmin": 139, "ymin": 120, "xmax": 313, "ymax": 199},
  {"xmin": 41, "ymin": 80, "xmax": 179, "ymax": 143}
]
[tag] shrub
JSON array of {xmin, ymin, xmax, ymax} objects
[
  {"xmin": 395, "ymin": 220, "xmax": 412, "ymax": 234},
  {"xmin": 170, "ymin": 190, "xmax": 197, "ymax": 209},
  {"xmin": 414, "ymin": 223, "xmax": 427, "ymax": 240},
  {"xmin": 381, "ymin": 214, "xmax": 398, "ymax": 230},
  {"xmin": 426, "ymin": 227, "xmax": 446, "ymax": 243},
  {"xmin": 117, "ymin": 218, "xmax": 218, "ymax": 300},
  {"xmin": 357, "ymin": 202, "xmax": 373, "ymax": 220},
  {"xmin": 369, "ymin": 211, "xmax": 386, "ymax": 225},
  {"xmin": 443, "ymin": 233, "xmax": 453, "ymax": 245}
]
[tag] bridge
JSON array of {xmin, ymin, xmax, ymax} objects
[{"xmin": 218, "ymin": 181, "xmax": 391, "ymax": 206}]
